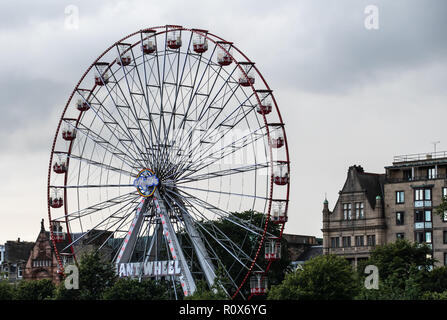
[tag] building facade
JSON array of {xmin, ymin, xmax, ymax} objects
[
  {"xmin": 0, "ymin": 239, "xmax": 34, "ymax": 282},
  {"xmin": 323, "ymin": 152, "xmax": 447, "ymax": 267},
  {"xmin": 23, "ymin": 219, "xmax": 69, "ymax": 283}
]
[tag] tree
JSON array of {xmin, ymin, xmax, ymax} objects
[
  {"xmin": 200, "ymin": 210, "xmax": 290, "ymax": 296},
  {"xmin": 103, "ymin": 278, "xmax": 168, "ymax": 300},
  {"xmin": 14, "ymin": 279, "xmax": 55, "ymax": 300},
  {"xmin": 435, "ymin": 195, "xmax": 447, "ymax": 220},
  {"xmin": 268, "ymin": 255, "xmax": 360, "ymax": 300},
  {"xmin": 54, "ymin": 252, "xmax": 117, "ymax": 300},
  {"xmin": 356, "ymin": 240, "xmax": 435, "ymax": 300},
  {"xmin": 0, "ymin": 281, "xmax": 14, "ymax": 300},
  {"xmin": 185, "ymin": 266, "xmax": 230, "ymax": 300}
]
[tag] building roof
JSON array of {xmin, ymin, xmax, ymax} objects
[
  {"xmin": 296, "ymin": 245, "xmax": 323, "ymax": 261},
  {"xmin": 4, "ymin": 240, "xmax": 34, "ymax": 264},
  {"xmin": 340, "ymin": 165, "xmax": 385, "ymax": 209}
]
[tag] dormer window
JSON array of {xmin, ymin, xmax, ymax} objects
[
  {"xmin": 355, "ymin": 202, "xmax": 364, "ymax": 219},
  {"xmin": 343, "ymin": 203, "xmax": 352, "ymax": 220}
]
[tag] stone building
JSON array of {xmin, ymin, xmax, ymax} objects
[
  {"xmin": 323, "ymin": 152, "xmax": 447, "ymax": 267},
  {"xmin": 322, "ymin": 165, "xmax": 385, "ymax": 267},
  {"xmin": 0, "ymin": 239, "xmax": 34, "ymax": 282},
  {"xmin": 23, "ymin": 219, "xmax": 69, "ymax": 283},
  {"xmin": 282, "ymin": 234, "xmax": 322, "ymax": 268},
  {"xmin": 384, "ymin": 152, "xmax": 447, "ymax": 266}
]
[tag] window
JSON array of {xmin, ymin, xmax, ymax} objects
[
  {"xmin": 425, "ymin": 231, "xmax": 432, "ymax": 244},
  {"xmin": 403, "ymin": 169, "xmax": 412, "ymax": 181},
  {"xmin": 367, "ymin": 235, "xmax": 376, "ymax": 246},
  {"xmin": 415, "ymin": 231, "xmax": 432, "ymax": 244},
  {"xmin": 331, "ymin": 237, "xmax": 340, "ymax": 248},
  {"xmin": 445, "ymin": 253, "xmax": 447, "ymax": 266},
  {"xmin": 425, "ymin": 210, "xmax": 432, "ymax": 222},
  {"xmin": 342, "ymin": 236, "xmax": 351, "ymax": 248},
  {"xmin": 415, "ymin": 210, "xmax": 424, "ymax": 222},
  {"xmin": 355, "ymin": 235, "xmax": 364, "ymax": 247},
  {"xmin": 396, "ymin": 191, "xmax": 405, "ymax": 204},
  {"xmin": 396, "ymin": 212, "xmax": 404, "ymax": 225},
  {"xmin": 355, "ymin": 202, "xmax": 364, "ymax": 219},
  {"xmin": 343, "ymin": 203, "xmax": 352, "ymax": 220},
  {"xmin": 396, "ymin": 233, "xmax": 405, "ymax": 239},
  {"xmin": 17, "ymin": 266, "xmax": 22, "ymax": 278},
  {"xmin": 443, "ymin": 188, "xmax": 447, "ymax": 222},
  {"xmin": 427, "ymin": 167, "xmax": 436, "ymax": 179},
  {"xmin": 443, "ymin": 231, "xmax": 447, "ymax": 244},
  {"xmin": 415, "ymin": 188, "xmax": 432, "ymax": 207}
]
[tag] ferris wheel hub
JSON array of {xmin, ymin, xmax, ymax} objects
[{"xmin": 133, "ymin": 168, "xmax": 159, "ymax": 197}]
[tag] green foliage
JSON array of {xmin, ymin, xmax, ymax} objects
[
  {"xmin": 356, "ymin": 265, "xmax": 426, "ymax": 300},
  {"xmin": 14, "ymin": 279, "xmax": 55, "ymax": 300},
  {"xmin": 200, "ymin": 210, "xmax": 289, "ymax": 296},
  {"xmin": 435, "ymin": 195, "xmax": 447, "ymax": 219},
  {"xmin": 185, "ymin": 266, "xmax": 230, "ymax": 300},
  {"xmin": 423, "ymin": 266, "xmax": 447, "ymax": 293},
  {"xmin": 357, "ymin": 239, "xmax": 433, "ymax": 286},
  {"xmin": 355, "ymin": 240, "xmax": 446, "ymax": 300},
  {"xmin": 103, "ymin": 278, "xmax": 168, "ymax": 300},
  {"xmin": 268, "ymin": 255, "xmax": 360, "ymax": 300},
  {"xmin": 0, "ymin": 281, "xmax": 14, "ymax": 300},
  {"xmin": 185, "ymin": 280, "xmax": 228, "ymax": 300},
  {"xmin": 77, "ymin": 252, "xmax": 117, "ymax": 300},
  {"xmin": 421, "ymin": 291, "xmax": 447, "ymax": 300}
]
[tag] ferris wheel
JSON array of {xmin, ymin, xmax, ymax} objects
[{"xmin": 47, "ymin": 25, "xmax": 290, "ymax": 300}]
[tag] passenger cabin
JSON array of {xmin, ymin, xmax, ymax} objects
[
  {"xmin": 265, "ymin": 238, "xmax": 281, "ymax": 261},
  {"xmin": 167, "ymin": 30, "xmax": 182, "ymax": 49},
  {"xmin": 94, "ymin": 62, "xmax": 110, "ymax": 86},
  {"xmin": 238, "ymin": 63, "xmax": 255, "ymax": 87},
  {"xmin": 271, "ymin": 201, "xmax": 288, "ymax": 223},
  {"xmin": 49, "ymin": 188, "xmax": 63, "ymax": 209},
  {"xmin": 142, "ymin": 30, "xmax": 156, "ymax": 54},
  {"xmin": 274, "ymin": 162, "xmax": 289, "ymax": 186},
  {"xmin": 217, "ymin": 43, "xmax": 232, "ymax": 66},
  {"xmin": 250, "ymin": 273, "xmax": 268, "ymax": 295},
  {"xmin": 116, "ymin": 43, "xmax": 132, "ymax": 66},
  {"xmin": 193, "ymin": 34, "xmax": 208, "ymax": 53},
  {"xmin": 256, "ymin": 91, "xmax": 272, "ymax": 115}
]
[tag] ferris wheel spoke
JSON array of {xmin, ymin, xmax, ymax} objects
[
  {"xmin": 131, "ymin": 44, "xmax": 163, "ymax": 168},
  {"xmin": 158, "ymin": 35, "xmax": 198, "ymax": 174},
  {"xmin": 176, "ymin": 162, "xmax": 269, "ymax": 184},
  {"xmin": 177, "ymin": 125, "xmax": 266, "ymax": 179},
  {"xmin": 64, "ymin": 119, "xmax": 139, "ymax": 170},
  {"xmin": 183, "ymin": 92, "xmax": 256, "ymax": 167},
  {"xmin": 106, "ymin": 69, "xmax": 153, "ymax": 166},
  {"xmin": 80, "ymin": 93, "xmax": 147, "ymax": 168},
  {"xmin": 67, "ymin": 153, "xmax": 135, "ymax": 178},
  {"xmin": 95, "ymin": 75, "xmax": 149, "ymax": 166},
  {"xmin": 165, "ymin": 187, "xmax": 270, "ymax": 238},
  {"xmin": 163, "ymin": 44, "xmax": 220, "ymax": 165},
  {"xmin": 174, "ymin": 184, "xmax": 269, "ymax": 202},
  {"xmin": 52, "ymin": 184, "xmax": 134, "ymax": 189},
  {"xmin": 173, "ymin": 76, "xmax": 254, "ymax": 172},
  {"xmin": 168, "ymin": 64, "xmax": 238, "ymax": 169},
  {"xmin": 113, "ymin": 49, "xmax": 156, "ymax": 168},
  {"xmin": 51, "ymin": 191, "xmax": 139, "ymax": 223},
  {"xmin": 61, "ymin": 198, "xmax": 138, "ymax": 253},
  {"xmin": 162, "ymin": 191, "xmax": 259, "ymax": 272}
]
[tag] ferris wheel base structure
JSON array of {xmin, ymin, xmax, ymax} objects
[{"xmin": 47, "ymin": 25, "xmax": 290, "ymax": 300}]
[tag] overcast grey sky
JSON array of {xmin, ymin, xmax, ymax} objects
[{"xmin": 0, "ymin": 0, "xmax": 446, "ymax": 243}]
